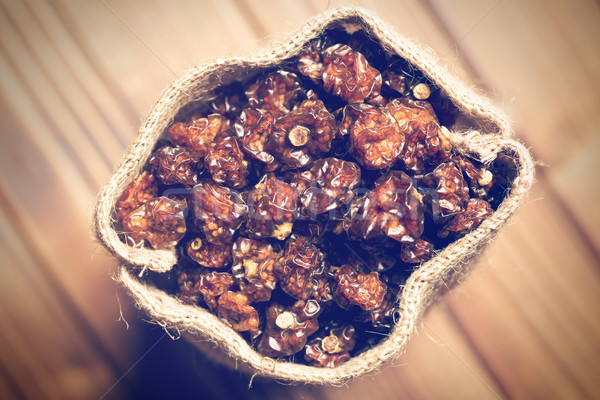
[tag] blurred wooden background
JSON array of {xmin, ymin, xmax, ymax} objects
[{"xmin": 0, "ymin": 0, "xmax": 599, "ymax": 398}]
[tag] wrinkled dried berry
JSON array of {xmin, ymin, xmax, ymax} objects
[
  {"xmin": 149, "ymin": 145, "xmax": 201, "ymax": 187},
  {"xmin": 178, "ymin": 270, "xmax": 235, "ymax": 312},
  {"xmin": 322, "ymin": 44, "xmax": 382, "ymax": 103},
  {"xmin": 169, "ymin": 113, "xmax": 231, "ymax": 157},
  {"xmin": 191, "ymin": 181, "xmax": 247, "ymax": 244},
  {"xmin": 334, "ymin": 264, "xmax": 386, "ymax": 311},
  {"xmin": 453, "ymin": 155, "xmax": 494, "ymax": 198},
  {"xmin": 382, "ymin": 69, "xmax": 408, "ymax": 95},
  {"xmin": 246, "ymin": 174, "xmax": 299, "ymax": 240},
  {"xmin": 439, "ymin": 198, "xmax": 493, "ymax": 238},
  {"xmin": 204, "ymin": 136, "xmax": 249, "ymax": 189},
  {"xmin": 116, "ymin": 170, "xmax": 157, "ymax": 221},
  {"xmin": 235, "ymin": 108, "xmax": 276, "ymax": 165},
  {"xmin": 400, "ymin": 238, "xmax": 435, "ymax": 263},
  {"xmin": 346, "ymin": 171, "xmax": 424, "ymax": 243},
  {"xmin": 231, "ymin": 237, "xmax": 278, "ymax": 302},
  {"xmin": 186, "ymin": 238, "xmax": 232, "ymax": 269},
  {"xmin": 269, "ymin": 99, "xmax": 335, "ymax": 168},
  {"xmin": 218, "ymin": 291, "xmax": 261, "ymax": 340},
  {"xmin": 257, "ymin": 300, "xmax": 321, "ymax": 357},
  {"xmin": 122, "ymin": 196, "xmax": 186, "ymax": 249},
  {"xmin": 246, "ymin": 71, "xmax": 305, "ymax": 117},
  {"xmin": 420, "ymin": 161, "xmax": 470, "ymax": 220},
  {"xmin": 304, "ymin": 325, "xmax": 356, "ymax": 368},
  {"xmin": 362, "ymin": 291, "xmax": 396, "ymax": 329},
  {"xmin": 297, "ymin": 39, "xmax": 328, "ymax": 83}
]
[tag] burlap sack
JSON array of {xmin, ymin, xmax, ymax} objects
[{"xmin": 94, "ymin": 6, "xmax": 534, "ymax": 384}]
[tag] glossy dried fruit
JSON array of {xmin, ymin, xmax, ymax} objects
[
  {"xmin": 400, "ymin": 238, "xmax": 435, "ymax": 263},
  {"xmin": 246, "ymin": 174, "xmax": 299, "ymax": 240},
  {"xmin": 453, "ymin": 155, "xmax": 494, "ymax": 198},
  {"xmin": 322, "ymin": 44, "xmax": 382, "ymax": 103},
  {"xmin": 231, "ymin": 237, "xmax": 279, "ymax": 302},
  {"xmin": 257, "ymin": 300, "xmax": 321, "ymax": 357},
  {"xmin": 122, "ymin": 196, "xmax": 186, "ymax": 249},
  {"xmin": 297, "ymin": 39, "xmax": 327, "ymax": 83},
  {"xmin": 269, "ymin": 99, "xmax": 335, "ymax": 168},
  {"xmin": 116, "ymin": 170, "xmax": 157, "ymax": 221},
  {"xmin": 304, "ymin": 325, "xmax": 356, "ymax": 368},
  {"xmin": 204, "ymin": 136, "xmax": 249, "ymax": 189},
  {"xmin": 149, "ymin": 145, "xmax": 201, "ymax": 187},
  {"xmin": 177, "ymin": 270, "xmax": 235, "ymax": 312},
  {"xmin": 439, "ymin": 198, "xmax": 493, "ymax": 238},
  {"xmin": 246, "ymin": 71, "xmax": 305, "ymax": 117},
  {"xmin": 235, "ymin": 108, "xmax": 276, "ymax": 165},
  {"xmin": 191, "ymin": 181, "xmax": 248, "ymax": 244},
  {"xmin": 217, "ymin": 291, "xmax": 261, "ymax": 340},
  {"xmin": 334, "ymin": 264, "xmax": 386, "ymax": 311},
  {"xmin": 382, "ymin": 69, "xmax": 408, "ymax": 95},
  {"xmin": 186, "ymin": 238, "xmax": 232, "ymax": 269},
  {"xmin": 169, "ymin": 113, "xmax": 231, "ymax": 157},
  {"xmin": 275, "ymin": 235, "xmax": 333, "ymax": 302},
  {"xmin": 344, "ymin": 104, "xmax": 405, "ymax": 170},
  {"xmin": 421, "ymin": 162, "xmax": 470, "ymax": 220},
  {"xmin": 346, "ymin": 171, "xmax": 424, "ymax": 243},
  {"xmin": 363, "ymin": 291, "xmax": 396, "ymax": 329}
]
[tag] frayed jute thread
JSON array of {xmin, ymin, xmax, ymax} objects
[{"xmin": 96, "ymin": 6, "xmax": 534, "ymax": 385}]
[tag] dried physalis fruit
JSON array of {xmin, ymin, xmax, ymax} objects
[
  {"xmin": 439, "ymin": 198, "xmax": 493, "ymax": 238},
  {"xmin": 344, "ymin": 104, "xmax": 405, "ymax": 170},
  {"xmin": 169, "ymin": 113, "xmax": 231, "ymax": 157},
  {"xmin": 346, "ymin": 171, "xmax": 424, "ymax": 243},
  {"xmin": 386, "ymin": 98, "xmax": 452, "ymax": 172},
  {"xmin": 322, "ymin": 44, "xmax": 382, "ymax": 103},
  {"xmin": 297, "ymin": 38, "xmax": 328, "ymax": 83},
  {"xmin": 186, "ymin": 238, "xmax": 232, "ymax": 269},
  {"xmin": 204, "ymin": 136, "xmax": 249, "ymax": 189},
  {"xmin": 235, "ymin": 108, "xmax": 276, "ymax": 165},
  {"xmin": 257, "ymin": 300, "xmax": 321, "ymax": 357},
  {"xmin": 246, "ymin": 174, "xmax": 299, "ymax": 240},
  {"xmin": 231, "ymin": 238, "xmax": 279, "ymax": 302},
  {"xmin": 246, "ymin": 71, "xmax": 306, "ymax": 117},
  {"xmin": 334, "ymin": 264, "xmax": 387, "ymax": 311},
  {"xmin": 304, "ymin": 325, "xmax": 356, "ymax": 368},
  {"xmin": 149, "ymin": 145, "xmax": 201, "ymax": 187},
  {"xmin": 420, "ymin": 161, "xmax": 470, "ymax": 220},
  {"xmin": 363, "ymin": 291, "xmax": 396, "ymax": 329},
  {"xmin": 177, "ymin": 270, "xmax": 235, "ymax": 312},
  {"xmin": 400, "ymin": 238, "xmax": 435, "ymax": 263},
  {"xmin": 299, "ymin": 157, "xmax": 361, "ymax": 215},
  {"xmin": 275, "ymin": 235, "xmax": 333, "ymax": 302},
  {"xmin": 453, "ymin": 155, "xmax": 494, "ymax": 198},
  {"xmin": 217, "ymin": 291, "xmax": 261, "ymax": 340},
  {"xmin": 122, "ymin": 196, "xmax": 187, "ymax": 249},
  {"xmin": 191, "ymin": 181, "xmax": 248, "ymax": 244},
  {"xmin": 116, "ymin": 170, "xmax": 157, "ymax": 221},
  {"xmin": 269, "ymin": 99, "xmax": 336, "ymax": 168},
  {"xmin": 382, "ymin": 68, "xmax": 408, "ymax": 95}
]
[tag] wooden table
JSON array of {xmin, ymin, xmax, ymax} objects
[{"xmin": 1, "ymin": 0, "xmax": 599, "ymax": 398}]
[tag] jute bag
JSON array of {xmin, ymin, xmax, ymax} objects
[{"xmin": 94, "ymin": 6, "xmax": 534, "ymax": 384}]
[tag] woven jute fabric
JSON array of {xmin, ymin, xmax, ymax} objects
[{"xmin": 94, "ymin": 6, "xmax": 534, "ymax": 385}]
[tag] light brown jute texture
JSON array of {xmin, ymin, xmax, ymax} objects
[{"xmin": 94, "ymin": 6, "xmax": 534, "ymax": 385}]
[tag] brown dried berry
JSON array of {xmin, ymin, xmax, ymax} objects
[
  {"xmin": 322, "ymin": 44, "xmax": 382, "ymax": 103},
  {"xmin": 231, "ymin": 237, "xmax": 279, "ymax": 302},
  {"xmin": 177, "ymin": 270, "xmax": 235, "ymax": 312},
  {"xmin": 420, "ymin": 161, "xmax": 470, "ymax": 220},
  {"xmin": 177, "ymin": 269, "xmax": 203, "ymax": 306},
  {"xmin": 122, "ymin": 196, "xmax": 187, "ymax": 249},
  {"xmin": 334, "ymin": 264, "xmax": 386, "ymax": 311},
  {"xmin": 116, "ymin": 170, "xmax": 157, "ymax": 221},
  {"xmin": 304, "ymin": 325, "xmax": 355, "ymax": 368},
  {"xmin": 246, "ymin": 174, "xmax": 299, "ymax": 240},
  {"xmin": 382, "ymin": 69, "xmax": 408, "ymax": 95},
  {"xmin": 344, "ymin": 104, "xmax": 405, "ymax": 170},
  {"xmin": 296, "ymin": 37, "xmax": 332, "ymax": 83},
  {"xmin": 246, "ymin": 71, "xmax": 305, "ymax": 118},
  {"xmin": 453, "ymin": 155, "xmax": 494, "ymax": 198},
  {"xmin": 169, "ymin": 113, "xmax": 231, "ymax": 157},
  {"xmin": 217, "ymin": 291, "xmax": 261, "ymax": 340},
  {"xmin": 235, "ymin": 108, "xmax": 276, "ymax": 165},
  {"xmin": 346, "ymin": 171, "xmax": 424, "ymax": 243},
  {"xmin": 299, "ymin": 157, "xmax": 361, "ymax": 215},
  {"xmin": 257, "ymin": 300, "xmax": 321, "ymax": 357},
  {"xmin": 275, "ymin": 235, "xmax": 333, "ymax": 302},
  {"xmin": 204, "ymin": 136, "xmax": 249, "ymax": 189},
  {"xmin": 191, "ymin": 181, "xmax": 248, "ymax": 244},
  {"xmin": 439, "ymin": 198, "xmax": 493, "ymax": 238},
  {"xmin": 363, "ymin": 291, "xmax": 396, "ymax": 328},
  {"xmin": 149, "ymin": 145, "xmax": 201, "ymax": 187},
  {"xmin": 400, "ymin": 238, "xmax": 435, "ymax": 263},
  {"xmin": 268, "ymin": 99, "xmax": 336, "ymax": 168},
  {"xmin": 186, "ymin": 238, "xmax": 232, "ymax": 269}
]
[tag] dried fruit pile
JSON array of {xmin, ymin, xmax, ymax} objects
[{"xmin": 116, "ymin": 29, "xmax": 510, "ymax": 368}]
